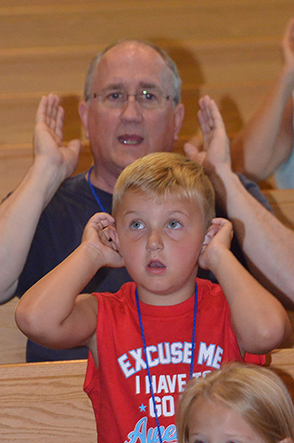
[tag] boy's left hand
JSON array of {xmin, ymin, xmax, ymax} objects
[{"xmin": 198, "ymin": 218, "xmax": 233, "ymax": 270}]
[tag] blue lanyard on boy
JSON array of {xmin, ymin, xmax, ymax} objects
[{"xmin": 135, "ymin": 282, "xmax": 198, "ymax": 443}]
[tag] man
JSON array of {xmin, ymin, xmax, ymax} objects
[
  {"xmin": 1, "ymin": 40, "xmax": 293, "ymax": 362},
  {"xmin": 231, "ymin": 16, "xmax": 294, "ymax": 188}
]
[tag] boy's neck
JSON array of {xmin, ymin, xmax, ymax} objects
[{"xmin": 136, "ymin": 283, "xmax": 196, "ymax": 306}]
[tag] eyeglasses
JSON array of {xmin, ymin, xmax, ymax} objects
[{"xmin": 90, "ymin": 89, "xmax": 174, "ymax": 110}]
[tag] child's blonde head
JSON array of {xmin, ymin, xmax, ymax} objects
[
  {"xmin": 177, "ymin": 362, "xmax": 294, "ymax": 443},
  {"xmin": 112, "ymin": 152, "xmax": 215, "ymax": 230}
]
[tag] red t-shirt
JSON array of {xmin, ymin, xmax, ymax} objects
[{"xmin": 84, "ymin": 279, "xmax": 265, "ymax": 443}]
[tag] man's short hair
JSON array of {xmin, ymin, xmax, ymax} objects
[{"xmin": 84, "ymin": 39, "xmax": 182, "ymax": 105}]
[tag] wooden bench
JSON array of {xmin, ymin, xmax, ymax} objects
[
  {"xmin": 265, "ymin": 348, "xmax": 294, "ymax": 399},
  {"xmin": 0, "ymin": 359, "xmax": 96, "ymax": 443},
  {"xmin": 0, "ymin": 349, "xmax": 293, "ymax": 442}
]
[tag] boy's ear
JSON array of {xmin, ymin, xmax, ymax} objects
[
  {"xmin": 199, "ymin": 224, "xmax": 215, "ymax": 255},
  {"xmin": 279, "ymin": 439, "xmax": 294, "ymax": 443},
  {"xmin": 108, "ymin": 226, "xmax": 121, "ymax": 252}
]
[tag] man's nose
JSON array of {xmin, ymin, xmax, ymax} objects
[{"xmin": 120, "ymin": 95, "xmax": 143, "ymax": 122}]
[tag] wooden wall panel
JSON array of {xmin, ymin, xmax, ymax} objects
[
  {"xmin": 6, "ymin": 13, "xmax": 294, "ymax": 201},
  {"xmin": 0, "ymin": 4, "xmax": 293, "ymax": 140},
  {"xmin": 0, "ymin": 1, "xmax": 293, "ymax": 50},
  {"xmin": 0, "ymin": 0, "xmax": 293, "ymax": 195}
]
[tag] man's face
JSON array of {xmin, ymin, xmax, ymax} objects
[{"xmin": 79, "ymin": 42, "xmax": 184, "ymax": 190}]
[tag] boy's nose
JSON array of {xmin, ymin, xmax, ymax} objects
[{"xmin": 146, "ymin": 230, "xmax": 164, "ymax": 251}]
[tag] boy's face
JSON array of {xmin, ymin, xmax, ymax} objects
[{"xmin": 115, "ymin": 190, "xmax": 206, "ymax": 305}]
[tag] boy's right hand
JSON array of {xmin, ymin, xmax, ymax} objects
[
  {"xmin": 82, "ymin": 213, "xmax": 125, "ymax": 269},
  {"xmin": 198, "ymin": 218, "xmax": 233, "ymax": 271}
]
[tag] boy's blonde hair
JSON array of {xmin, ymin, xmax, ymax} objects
[
  {"xmin": 176, "ymin": 362, "xmax": 294, "ymax": 443},
  {"xmin": 112, "ymin": 152, "xmax": 215, "ymax": 230}
]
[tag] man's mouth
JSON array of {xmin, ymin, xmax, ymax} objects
[{"xmin": 118, "ymin": 135, "xmax": 144, "ymax": 145}]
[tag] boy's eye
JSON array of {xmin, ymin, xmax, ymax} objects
[
  {"xmin": 130, "ymin": 220, "xmax": 144, "ymax": 230},
  {"xmin": 168, "ymin": 220, "xmax": 182, "ymax": 229}
]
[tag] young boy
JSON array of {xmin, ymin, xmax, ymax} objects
[{"xmin": 15, "ymin": 148, "xmax": 290, "ymax": 442}]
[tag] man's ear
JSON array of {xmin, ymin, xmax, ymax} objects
[
  {"xmin": 278, "ymin": 439, "xmax": 294, "ymax": 443},
  {"xmin": 173, "ymin": 103, "xmax": 185, "ymax": 141},
  {"xmin": 78, "ymin": 101, "xmax": 90, "ymax": 139}
]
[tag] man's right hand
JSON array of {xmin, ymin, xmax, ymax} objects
[
  {"xmin": 0, "ymin": 94, "xmax": 82, "ymax": 303},
  {"xmin": 33, "ymin": 94, "xmax": 82, "ymax": 183}
]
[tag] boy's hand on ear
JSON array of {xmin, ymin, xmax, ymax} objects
[
  {"xmin": 81, "ymin": 213, "xmax": 125, "ymax": 268},
  {"xmin": 198, "ymin": 218, "xmax": 233, "ymax": 271}
]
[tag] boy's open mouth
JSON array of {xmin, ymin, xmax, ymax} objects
[{"xmin": 148, "ymin": 260, "xmax": 166, "ymax": 269}]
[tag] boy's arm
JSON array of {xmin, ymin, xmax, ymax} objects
[
  {"xmin": 15, "ymin": 213, "xmax": 124, "ymax": 353},
  {"xmin": 199, "ymin": 218, "xmax": 291, "ymax": 355}
]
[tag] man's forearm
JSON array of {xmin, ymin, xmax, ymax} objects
[
  {"xmin": 211, "ymin": 167, "xmax": 294, "ymax": 307},
  {"xmin": 0, "ymin": 161, "xmax": 66, "ymax": 303},
  {"xmin": 210, "ymin": 246, "xmax": 290, "ymax": 353},
  {"xmin": 231, "ymin": 68, "xmax": 294, "ymax": 180}
]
